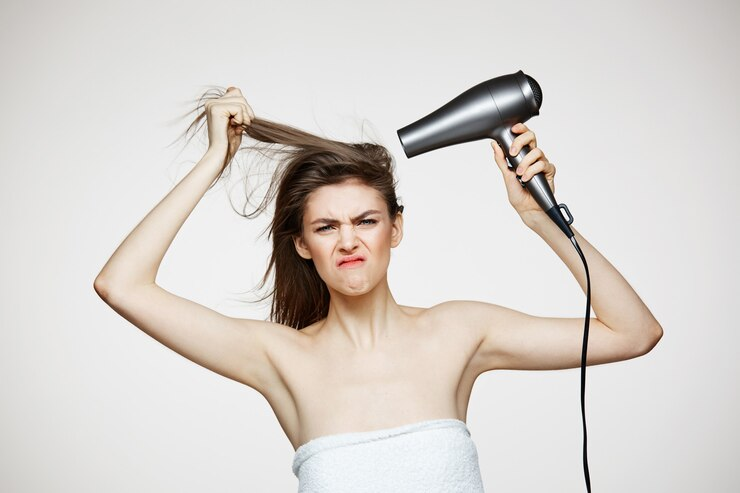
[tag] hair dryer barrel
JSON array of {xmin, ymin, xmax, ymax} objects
[
  {"xmin": 396, "ymin": 70, "xmax": 574, "ymax": 240},
  {"xmin": 397, "ymin": 70, "xmax": 542, "ymax": 158}
]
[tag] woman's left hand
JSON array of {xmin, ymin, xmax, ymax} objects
[{"xmin": 490, "ymin": 123, "xmax": 557, "ymax": 221}]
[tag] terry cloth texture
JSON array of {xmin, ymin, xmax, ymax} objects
[{"xmin": 292, "ymin": 418, "xmax": 485, "ymax": 492}]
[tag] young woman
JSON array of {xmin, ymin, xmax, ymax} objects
[{"xmin": 94, "ymin": 87, "xmax": 662, "ymax": 492}]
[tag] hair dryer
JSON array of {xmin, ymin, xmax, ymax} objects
[
  {"xmin": 399, "ymin": 72, "xmax": 598, "ymax": 492},
  {"xmin": 397, "ymin": 70, "xmax": 574, "ymax": 239}
]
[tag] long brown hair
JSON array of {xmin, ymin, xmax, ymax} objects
[{"xmin": 176, "ymin": 87, "xmax": 403, "ymax": 330}]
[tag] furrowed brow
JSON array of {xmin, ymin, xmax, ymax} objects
[
  {"xmin": 310, "ymin": 209, "xmax": 382, "ymax": 225},
  {"xmin": 354, "ymin": 209, "xmax": 383, "ymax": 221}
]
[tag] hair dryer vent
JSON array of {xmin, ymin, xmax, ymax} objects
[{"xmin": 526, "ymin": 74, "xmax": 543, "ymax": 109}]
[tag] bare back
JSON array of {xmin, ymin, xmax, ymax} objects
[{"xmin": 257, "ymin": 304, "xmax": 483, "ymax": 451}]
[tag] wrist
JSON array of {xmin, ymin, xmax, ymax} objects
[
  {"xmin": 519, "ymin": 210, "xmax": 549, "ymax": 229},
  {"xmin": 200, "ymin": 146, "xmax": 229, "ymax": 168}
]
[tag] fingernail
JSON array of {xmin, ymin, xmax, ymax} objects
[{"xmin": 510, "ymin": 147, "xmax": 517, "ymax": 155}]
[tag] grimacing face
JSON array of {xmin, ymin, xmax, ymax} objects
[{"xmin": 293, "ymin": 179, "xmax": 403, "ymax": 297}]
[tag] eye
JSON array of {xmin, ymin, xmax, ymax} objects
[
  {"xmin": 315, "ymin": 225, "xmax": 334, "ymax": 233},
  {"xmin": 358, "ymin": 218, "xmax": 378, "ymax": 226}
]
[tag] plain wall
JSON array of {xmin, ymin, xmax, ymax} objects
[{"xmin": 1, "ymin": 0, "xmax": 738, "ymax": 491}]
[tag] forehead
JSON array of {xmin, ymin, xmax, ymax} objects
[{"xmin": 303, "ymin": 180, "xmax": 386, "ymax": 219}]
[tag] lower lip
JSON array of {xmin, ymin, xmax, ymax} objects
[{"xmin": 339, "ymin": 260, "xmax": 364, "ymax": 269}]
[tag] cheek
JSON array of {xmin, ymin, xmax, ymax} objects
[
  {"xmin": 365, "ymin": 229, "xmax": 394, "ymax": 262},
  {"xmin": 305, "ymin": 238, "xmax": 333, "ymax": 263},
  {"xmin": 377, "ymin": 226, "xmax": 395, "ymax": 248}
]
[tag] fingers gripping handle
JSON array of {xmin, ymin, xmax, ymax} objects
[
  {"xmin": 523, "ymin": 168, "xmax": 575, "ymax": 239},
  {"xmin": 494, "ymin": 130, "xmax": 575, "ymax": 239}
]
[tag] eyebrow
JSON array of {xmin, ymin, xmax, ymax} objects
[{"xmin": 309, "ymin": 209, "xmax": 383, "ymax": 225}]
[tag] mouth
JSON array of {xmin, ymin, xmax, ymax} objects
[{"xmin": 337, "ymin": 255, "xmax": 366, "ymax": 268}]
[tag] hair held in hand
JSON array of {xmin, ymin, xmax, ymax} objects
[{"xmin": 174, "ymin": 87, "xmax": 403, "ymax": 330}]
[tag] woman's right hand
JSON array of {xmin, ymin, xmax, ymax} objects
[{"xmin": 204, "ymin": 86, "xmax": 255, "ymax": 161}]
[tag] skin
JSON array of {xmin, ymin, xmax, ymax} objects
[
  {"xmin": 94, "ymin": 87, "xmax": 663, "ymax": 452},
  {"xmin": 293, "ymin": 179, "xmax": 405, "ymax": 347}
]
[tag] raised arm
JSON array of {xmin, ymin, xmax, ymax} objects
[
  {"xmin": 93, "ymin": 88, "xmax": 289, "ymax": 394},
  {"xmin": 452, "ymin": 124, "xmax": 663, "ymax": 374}
]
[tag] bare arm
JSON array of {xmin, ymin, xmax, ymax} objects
[
  {"xmin": 94, "ymin": 147, "xmax": 227, "ymax": 291},
  {"xmin": 460, "ymin": 222, "xmax": 662, "ymax": 374},
  {"xmin": 93, "ymin": 88, "xmax": 288, "ymax": 393},
  {"xmin": 457, "ymin": 124, "xmax": 662, "ymax": 373},
  {"xmin": 523, "ymin": 216, "xmax": 663, "ymax": 344}
]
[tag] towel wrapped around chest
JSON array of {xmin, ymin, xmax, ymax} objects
[{"xmin": 292, "ymin": 418, "xmax": 485, "ymax": 492}]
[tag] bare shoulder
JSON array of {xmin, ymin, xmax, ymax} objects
[
  {"xmin": 398, "ymin": 304, "xmax": 429, "ymax": 317},
  {"xmin": 234, "ymin": 316, "xmax": 303, "ymax": 345},
  {"xmin": 230, "ymin": 317, "xmax": 308, "ymax": 379},
  {"xmin": 187, "ymin": 315, "xmax": 305, "ymax": 397},
  {"xmin": 403, "ymin": 300, "xmax": 487, "ymax": 350},
  {"xmin": 398, "ymin": 301, "xmax": 475, "ymax": 319},
  {"xmin": 419, "ymin": 299, "xmax": 499, "ymax": 328}
]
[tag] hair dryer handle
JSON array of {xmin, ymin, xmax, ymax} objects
[{"xmin": 492, "ymin": 127, "xmax": 575, "ymax": 239}]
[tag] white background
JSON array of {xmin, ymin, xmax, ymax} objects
[{"xmin": 1, "ymin": 0, "xmax": 738, "ymax": 491}]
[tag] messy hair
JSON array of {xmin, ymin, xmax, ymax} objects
[{"xmin": 177, "ymin": 87, "xmax": 403, "ymax": 329}]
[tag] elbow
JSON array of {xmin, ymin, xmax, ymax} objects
[
  {"xmin": 93, "ymin": 276, "xmax": 110, "ymax": 300},
  {"xmin": 635, "ymin": 323, "xmax": 663, "ymax": 357},
  {"xmin": 93, "ymin": 275, "xmax": 127, "ymax": 302},
  {"xmin": 94, "ymin": 275, "xmax": 154, "ymax": 304}
]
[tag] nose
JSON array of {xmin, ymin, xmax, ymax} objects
[{"xmin": 337, "ymin": 224, "xmax": 358, "ymax": 252}]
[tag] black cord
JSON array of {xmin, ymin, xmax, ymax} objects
[{"xmin": 570, "ymin": 235, "xmax": 592, "ymax": 492}]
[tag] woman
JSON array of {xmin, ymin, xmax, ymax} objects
[{"xmin": 94, "ymin": 87, "xmax": 663, "ymax": 491}]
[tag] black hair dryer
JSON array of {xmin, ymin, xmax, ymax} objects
[{"xmin": 397, "ymin": 70, "xmax": 574, "ymax": 239}]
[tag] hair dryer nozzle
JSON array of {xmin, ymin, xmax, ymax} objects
[{"xmin": 397, "ymin": 70, "xmax": 542, "ymax": 158}]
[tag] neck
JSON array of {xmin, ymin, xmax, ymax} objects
[{"xmin": 322, "ymin": 275, "xmax": 404, "ymax": 350}]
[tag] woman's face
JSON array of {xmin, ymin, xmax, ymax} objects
[{"xmin": 293, "ymin": 179, "xmax": 403, "ymax": 297}]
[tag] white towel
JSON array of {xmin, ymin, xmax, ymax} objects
[{"xmin": 292, "ymin": 418, "xmax": 485, "ymax": 492}]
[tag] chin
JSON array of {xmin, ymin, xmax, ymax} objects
[
  {"xmin": 340, "ymin": 283, "xmax": 372, "ymax": 296},
  {"xmin": 331, "ymin": 277, "xmax": 374, "ymax": 296}
]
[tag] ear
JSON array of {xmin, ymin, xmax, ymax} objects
[
  {"xmin": 293, "ymin": 234, "xmax": 312, "ymax": 260},
  {"xmin": 390, "ymin": 211, "xmax": 404, "ymax": 248}
]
